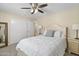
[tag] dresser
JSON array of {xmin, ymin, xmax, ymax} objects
[{"xmin": 68, "ymin": 38, "xmax": 79, "ymax": 55}]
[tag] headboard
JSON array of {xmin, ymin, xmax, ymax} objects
[{"xmin": 44, "ymin": 25, "xmax": 68, "ymax": 49}]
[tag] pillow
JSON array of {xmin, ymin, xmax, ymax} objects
[
  {"xmin": 43, "ymin": 29, "xmax": 55, "ymax": 37},
  {"xmin": 54, "ymin": 31, "xmax": 63, "ymax": 38}
]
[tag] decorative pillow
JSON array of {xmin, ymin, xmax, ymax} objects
[
  {"xmin": 43, "ymin": 29, "xmax": 55, "ymax": 37},
  {"xmin": 54, "ymin": 31, "xmax": 63, "ymax": 38}
]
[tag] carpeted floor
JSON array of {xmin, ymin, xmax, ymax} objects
[
  {"xmin": 0, "ymin": 43, "xmax": 78, "ymax": 56},
  {"xmin": 0, "ymin": 44, "xmax": 17, "ymax": 56}
]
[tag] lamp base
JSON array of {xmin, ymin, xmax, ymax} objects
[{"xmin": 74, "ymin": 38, "xmax": 79, "ymax": 39}]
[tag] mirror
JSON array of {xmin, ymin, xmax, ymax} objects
[{"xmin": 0, "ymin": 22, "xmax": 8, "ymax": 48}]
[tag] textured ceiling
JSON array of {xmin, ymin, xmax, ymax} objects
[{"xmin": 0, "ymin": 3, "xmax": 79, "ymax": 17}]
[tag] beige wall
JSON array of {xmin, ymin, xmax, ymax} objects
[
  {"xmin": 0, "ymin": 11, "xmax": 30, "ymax": 44},
  {"xmin": 37, "ymin": 7, "xmax": 79, "ymax": 38}
]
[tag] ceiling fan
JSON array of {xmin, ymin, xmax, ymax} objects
[{"xmin": 21, "ymin": 3, "xmax": 48, "ymax": 14}]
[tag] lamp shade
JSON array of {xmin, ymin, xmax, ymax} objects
[{"xmin": 72, "ymin": 24, "xmax": 79, "ymax": 30}]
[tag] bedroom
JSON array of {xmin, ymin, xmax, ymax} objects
[{"xmin": 0, "ymin": 3, "xmax": 79, "ymax": 56}]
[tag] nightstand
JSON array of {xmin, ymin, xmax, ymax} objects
[{"xmin": 68, "ymin": 38, "xmax": 79, "ymax": 55}]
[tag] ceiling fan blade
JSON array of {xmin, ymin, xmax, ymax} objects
[
  {"xmin": 39, "ymin": 4, "xmax": 48, "ymax": 8},
  {"xmin": 21, "ymin": 7, "xmax": 31, "ymax": 9},
  {"xmin": 38, "ymin": 9, "xmax": 44, "ymax": 13}
]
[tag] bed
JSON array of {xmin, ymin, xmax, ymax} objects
[{"xmin": 16, "ymin": 25, "xmax": 68, "ymax": 56}]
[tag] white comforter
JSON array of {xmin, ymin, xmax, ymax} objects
[{"xmin": 16, "ymin": 35, "xmax": 66, "ymax": 56}]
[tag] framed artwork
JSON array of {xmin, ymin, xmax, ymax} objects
[{"xmin": 0, "ymin": 22, "xmax": 8, "ymax": 48}]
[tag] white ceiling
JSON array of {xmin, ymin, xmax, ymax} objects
[{"xmin": 0, "ymin": 3, "xmax": 79, "ymax": 17}]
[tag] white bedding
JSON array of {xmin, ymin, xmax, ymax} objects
[{"xmin": 16, "ymin": 35, "xmax": 66, "ymax": 56}]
